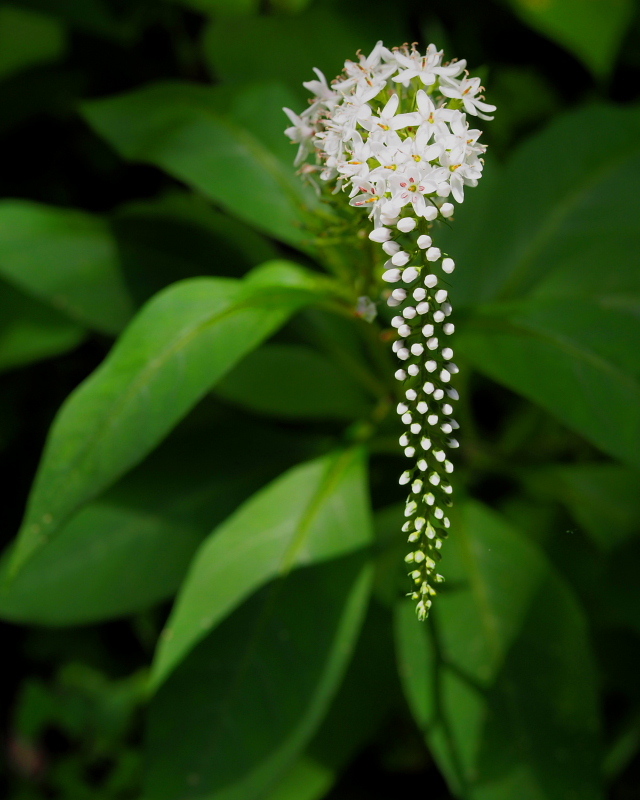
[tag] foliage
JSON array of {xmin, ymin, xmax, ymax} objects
[{"xmin": 1, "ymin": 1, "xmax": 640, "ymax": 799}]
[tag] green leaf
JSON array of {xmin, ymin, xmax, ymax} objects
[
  {"xmin": 9, "ymin": 261, "xmax": 333, "ymax": 576},
  {"xmin": 0, "ymin": 279, "xmax": 84, "ymax": 373},
  {"xmin": 202, "ymin": 2, "xmax": 407, "ymax": 101},
  {"xmin": 503, "ymin": 0, "xmax": 633, "ymax": 78},
  {"xmin": 445, "ymin": 105, "xmax": 640, "ymax": 308},
  {"xmin": 151, "ymin": 447, "xmax": 372, "ymax": 689},
  {"xmin": 82, "ymin": 82, "xmax": 320, "ymax": 248},
  {"xmin": 0, "ymin": 200, "xmax": 133, "ymax": 335},
  {"xmin": 530, "ymin": 462, "xmax": 640, "ymax": 551},
  {"xmin": 0, "ymin": 5, "xmax": 66, "ymax": 80},
  {"xmin": 457, "ymin": 296, "xmax": 640, "ymax": 469},
  {"xmin": 395, "ymin": 500, "xmax": 603, "ymax": 799},
  {"xmin": 0, "ymin": 408, "xmax": 310, "ymax": 625},
  {"xmin": 146, "ymin": 553, "xmax": 372, "ymax": 800},
  {"xmin": 114, "ymin": 190, "xmax": 278, "ymax": 303},
  {"xmin": 215, "ymin": 343, "xmax": 374, "ymax": 420}
]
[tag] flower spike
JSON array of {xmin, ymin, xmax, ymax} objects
[{"xmin": 285, "ymin": 41, "xmax": 494, "ymax": 619}]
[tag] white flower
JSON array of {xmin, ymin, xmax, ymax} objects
[
  {"xmin": 283, "ymin": 107, "xmax": 316, "ymax": 166},
  {"xmin": 393, "ymin": 44, "xmax": 443, "ymax": 87},
  {"xmin": 439, "ymin": 75, "xmax": 497, "ymax": 120}
]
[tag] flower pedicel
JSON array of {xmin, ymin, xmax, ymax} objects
[{"xmin": 284, "ymin": 42, "xmax": 495, "ymax": 620}]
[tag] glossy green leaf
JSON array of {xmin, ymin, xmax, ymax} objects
[
  {"xmin": 395, "ymin": 500, "xmax": 602, "ymax": 799},
  {"xmin": 0, "ymin": 409, "xmax": 309, "ymax": 625},
  {"xmin": 0, "ymin": 280, "xmax": 84, "ymax": 373},
  {"xmin": 151, "ymin": 447, "xmax": 372, "ymax": 689},
  {"xmin": 114, "ymin": 190, "xmax": 278, "ymax": 303},
  {"xmin": 0, "ymin": 5, "xmax": 65, "ymax": 80},
  {"xmin": 0, "ymin": 200, "xmax": 133, "ymax": 335},
  {"xmin": 215, "ymin": 343, "xmax": 374, "ymax": 420},
  {"xmin": 9, "ymin": 261, "xmax": 333, "ymax": 576},
  {"xmin": 445, "ymin": 105, "xmax": 640, "ymax": 308},
  {"xmin": 503, "ymin": 0, "xmax": 633, "ymax": 78},
  {"xmin": 202, "ymin": 2, "xmax": 407, "ymax": 101},
  {"xmin": 82, "ymin": 82, "xmax": 320, "ymax": 248},
  {"xmin": 532, "ymin": 462, "xmax": 640, "ymax": 551},
  {"xmin": 457, "ymin": 296, "xmax": 640, "ymax": 469},
  {"xmin": 146, "ymin": 553, "xmax": 372, "ymax": 800}
]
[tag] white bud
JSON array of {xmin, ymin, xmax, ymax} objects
[
  {"xmin": 405, "ymin": 501, "xmax": 417, "ymax": 516},
  {"xmin": 413, "ymin": 287, "xmax": 426, "ymax": 301},
  {"xmin": 391, "ymin": 315, "xmax": 404, "ymax": 328},
  {"xmin": 441, "ymin": 423, "xmax": 453, "ymax": 434},
  {"xmin": 442, "ymin": 347, "xmax": 454, "ymax": 359},
  {"xmin": 398, "ymin": 324, "xmax": 412, "ymax": 337},
  {"xmin": 423, "ymin": 206, "xmax": 438, "ymax": 221},
  {"xmin": 392, "ymin": 250, "xmax": 410, "ymax": 266},
  {"xmin": 442, "ymin": 257, "xmax": 455, "ymax": 273},
  {"xmin": 397, "ymin": 402, "xmax": 408, "ymax": 414},
  {"xmin": 434, "ymin": 506, "xmax": 444, "ymax": 519},
  {"xmin": 425, "ymin": 360, "xmax": 437, "ymax": 372},
  {"xmin": 415, "ymin": 517, "xmax": 426, "ymax": 530},
  {"xmin": 416, "ymin": 401, "xmax": 428, "ymax": 414},
  {"xmin": 447, "ymin": 388, "xmax": 459, "ymax": 400},
  {"xmin": 397, "ymin": 217, "xmax": 416, "ymax": 232},
  {"xmin": 450, "ymin": 418, "xmax": 460, "ymax": 430},
  {"xmin": 416, "ymin": 301, "xmax": 430, "ymax": 315},
  {"xmin": 405, "ymin": 446, "xmax": 415, "ymax": 457},
  {"xmin": 440, "ymin": 203, "xmax": 455, "ymax": 218},
  {"xmin": 410, "ymin": 422, "xmax": 422, "ymax": 434},
  {"xmin": 408, "ymin": 364, "xmax": 419, "ymax": 376},
  {"xmin": 392, "ymin": 340, "xmax": 405, "ymax": 352},
  {"xmin": 391, "ymin": 288, "xmax": 407, "ymax": 301},
  {"xmin": 399, "ymin": 471, "xmax": 411, "ymax": 485},
  {"xmin": 405, "ymin": 388, "xmax": 417, "ymax": 401},
  {"xmin": 444, "ymin": 461, "xmax": 454, "ymax": 473},
  {"xmin": 443, "ymin": 323, "xmax": 455, "ymax": 335},
  {"xmin": 421, "ymin": 437, "xmax": 431, "ymax": 450},
  {"xmin": 447, "ymin": 438, "xmax": 459, "ymax": 448},
  {"xmin": 442, "ymin": 302, "xmax": 452, "ymax": 316},
  {"xmin": 426, "ymin": 337, "xmax": 439, "ymax": 350},
  {"xmin": 402, "ymin": 267, "xmax": 419, "ymax": 283},
  {"xmin": 387, "ymin": 296, "xmax": 401, "ymax": 307},
  {"xmin": 395, "ymin": 369, "xmax": 407, "ymax": 380},
  {"xmin": 412, "ymin": 479, "xmax": 423, "ymax": 494},
  {"xmin": 425, "ymin": 493, "xmax": 435, "ymax": 506},
  {"xmin": 411, "ymin": 343, "xmax": 424, "ymax": 356},
  {"xmin": 369, "ymin": 227, "xmax": 391, "ymax": 242},
  {"xmin": 382, "ymin": 240, "xmax": 401, "ymax": 255},
  {"xmin": 443, "ymin": 403, "xmax": 453, "ymax": 415},
  {"xmin": 433, "ymin": 389, "xmax": 444, "ymax": 400},
  {"xmin": 440, "ymin": 369, "xmax": 451, "ymax": 382},
  {"xmin": 397, "ymin": 347, "xmax": 410, "ymax": 360},
  {"xmin": 399, "ymin": 433, "xmax": 409, "ymax": 446},
  {"xmin": 446, "ymin": 362, "xmax": 459, "ymax": 374},
  {"xmin": 403, "ymin": 306, "xmax": 417, "ymax": 319},
  {"xmin": 443, "ymin": 517, "xmax": 451, "ymax": 528},
  {"xmin": 429, "ymin": 473, "xmax": 441, "ymax": 486},
  {"xmin": 435, "ymin": 289, "xmax": 448, "ymax": 303},
  {"xmin": 433, "ymin": 310, "xmax": 445, "ymax": 323},
  {"xmin": 417, "ymin": 234, "xmax": 432, "ymax": 249},
  {"xmin": 424, "ymin": 273, "xmax": 438, "ymax": 288},
  {"xmin": 434, "ymin": 450, "xmax": 446, "ymax": 462},
  {"xmin": 417, "ymin": 460, "xmax": 427, "ymax": 471},
  {"xmin": 421, "ymin": 323, "xmax": 434, "ymax": 337},
  {"xmin": 382, "ymin": 269, "xmax": 401, "ymax": 283},
  {"xmin": 423, "ymin": 381, "xmax": 434, "ymax": 394},
  {"xmin": 426, "ymin": 247, "xmax": 441, "ymax": 262},
  {"xmin": 401, "ymin": 412, "xmax": 412, "ymax": 424},
  {"xmin": 427, "ymin": 414, "xmax": 438, "ymax": 425}
]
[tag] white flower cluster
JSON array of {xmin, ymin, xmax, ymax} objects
[{"xmin": 284, "ymin": 42, "xmax": 494, "ymax": 620}]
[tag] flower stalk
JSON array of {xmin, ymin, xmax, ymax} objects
[{"xmin": 284, "ymin": 41, "xmax": 494, "ymax": 619}]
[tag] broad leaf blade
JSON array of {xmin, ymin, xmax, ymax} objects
[
  {"xmin": 0, "ymin": 200, "xmax": 133, "ymax": 335},
  {"xmin": 151, "ymin": 447, "xmax": 372, "ymax": 689},
  {"xmin": 395, "ymin": 501, "xmax": 602, "ymax": 799},
  {"xmin": 10, "ymin": 261, "xmax": 330, "ymax": 575},
  {"xmin": 0, "ymin": 280, "xmax": 84, "ymax": 373},
  {"xmin": 146, "ymin": 553, "xmax": 372, "ymax": 800},
  {"xmin": 457, "ymin": 296, "xmax": 640, "ymax": 469},
  {"xmin": 82, "ymin": 82, "xmax": 320, "ymax": 248}
]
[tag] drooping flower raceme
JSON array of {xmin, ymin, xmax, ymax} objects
[{"xmin": 284, "ymin": 42, "xmax": 495, "ymax": 620}]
